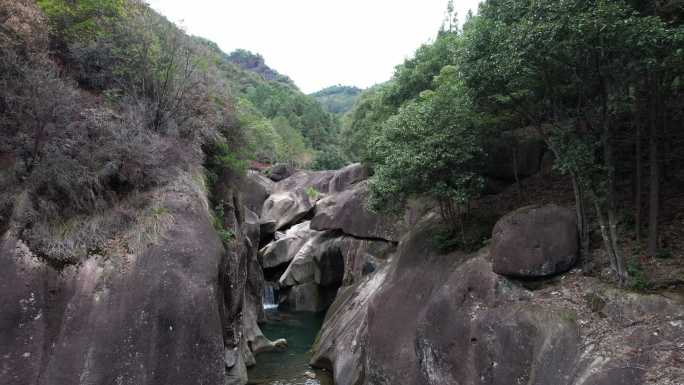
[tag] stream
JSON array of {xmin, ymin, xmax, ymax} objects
[{"xmin": 247, "ymin": 309, "xmax": 333, "ymax": 385}]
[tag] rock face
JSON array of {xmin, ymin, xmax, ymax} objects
[
  {"xmin": 259, "ymin": 221, "xmax": 318, "ymax": 269},
  {"xmin": 274, "ymin": 230, "xmax": 393, "ymax": 312},
  {"xmin": 491, "ymin": 204, "xmax": 578, "ymax": 277},
  {"xmin": 253, "ymin": 163, "xmax": 395, "ymax": 314},
  {"xmin": 311, "ymin": 181, "xmax": 398, "ymax": 242},
  {"xmin": 312, "ymin": 211, "xmax": 684, "ymax": 385},
  {"xmin": 1, "ymin": 177, "xmax": 230, "ymax": 385},
  {"xmin": 261, "ymin": 190, "xmax": 315, "ymax": 231},
  {"xmin": 328, "ymin": 163, "xmax": 369, "ymax": 194},
  {"xmin": 243, "ymin": 170, "xmax": 274, "ymax": 214}
]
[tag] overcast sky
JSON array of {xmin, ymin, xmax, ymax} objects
[{"xmin": 145, "ymin": 0, "xmax": 481, "ymax": 93}]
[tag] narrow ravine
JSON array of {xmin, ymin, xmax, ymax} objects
[
  {"xmin": 243, "ymin": 164, "xmax": 387, "ymax": 385},
  {"xmin": 247, "ymin": 308, "xmax": 332, "ymax": 385}
]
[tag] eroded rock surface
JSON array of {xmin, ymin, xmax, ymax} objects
[
  {"xmin": 261, "ymin": 190, "xmax": 315, "ymax": 232},
  {"xmin": 491, "ymin": 204, "xmax": 578, "ymax": 277},
  {"xmin": 259, "ymin": 221, "xmax": 318, "ymax": 269},
  {"xmin": 312, "ymin": 211, "xmax": 684, "ymax": 385},
  {"xmin": 311, "ymin": 181, "xmax": 398, "ymax": 242},
  {"xmin": 243, "ymin": 170, "xmax": 274, "ymax": 214}
]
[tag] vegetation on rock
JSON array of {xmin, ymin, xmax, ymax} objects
[{"xmin": 343, "ymin": 0, "xmax": 684, "ymax": 285}]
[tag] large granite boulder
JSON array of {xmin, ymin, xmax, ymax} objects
[
  {"xmin": 259, "ymin": 221, "xmax": 318, "ymax": 269},
  {"xmin": 242, "ymin": 170, "xmax": 274, "ymax": 214},
  {"xmin": 268, "ymin": 163, "xmax": 296, "ymax": 182},
  {"xmin": 261, "ymin": 190, "xmax": 315, "ymax": 231},
  {"xmin": 279, "ymin": 232, "xmax": 393, "ymax": 288},
  {"xmin": 272, "ymin": 164, "xmax": 367, "ymax": 196},
  {"xmin": 278, "ymin": 232, "xmax": 334, "ymax": 287},
  {"xmin": 272, "ymin": 170, "xmax": 335, "ymax": 194},
  {"xmin": 491, "ymin": 204, "xmax": 578, "ymax": 278},
  {"xmin": 328, "ymin": 163, "xmax": 369, "ymax": 194},
  {"xmin": 311, "ymin": 181, "xmax": 398, "ymax": 242}
]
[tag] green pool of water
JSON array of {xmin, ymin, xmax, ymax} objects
[{"xmin": 247, "ymin": 310, "xmax": 333, "ymax": 385}]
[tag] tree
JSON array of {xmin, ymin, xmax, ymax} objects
[
  {"xmin": 368, "ymin": 65, "xmax": 485, "ymax": 231},
  {"xmin": 460, "ymin": 0, "xmax": 683, "ymax": 283}
]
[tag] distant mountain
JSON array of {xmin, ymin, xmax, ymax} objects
[
  {"xmin": 226, "ymin": 49, "xmax": 295, "ymax": 86},
  {"xmin": 310, "ymin": 85, "xmax": 363, "ymax": 115}
]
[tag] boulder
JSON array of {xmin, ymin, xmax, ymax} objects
[
  {"xmin": 328, "ymin": 163, "xmax": 369, "ymax": 193},
  {"xmin": 279, "ymin": 232, "xmax": 393, "ymax": 292},
  {"xmin": 273, "ymin": 169, "xmax": 336, "ymax": 194},
  {"xmin": 268, "ymin": 163, "xmax": 296, "ymax": 182},
  {"xmin": 311, "ymin": 181, "xmax": 398, "ymax": 242},
  {"xmin": 259, "ymin": 221, "xmax": 317, "ymax": 269},
  {"xmin": 491, "ymin": 204, "xmax": 578, "ymax": 278},
  {"xmin": 242, "ymin": 170, "xmax": 274, "ymax": 214},
  {"xmin": 278, "ymin": 232, "xmax": 332, "ymax": 287},
  {"xmin": 261, "ymin": 190, "xmax": 314, "ymax": 231}
]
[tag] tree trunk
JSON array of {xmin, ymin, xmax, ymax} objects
[
  {"xmin": 647, "ymin": 74, "xmax": 660, "ymax": 257},
  {"xmin": 593, "ymin": 197, "xmax": 626, "ymax": 284},
  {"xmin": 571, "ymin": 177, "xmax": 591, "ymax": 266},
  {"xmin": 635, "ymin": 124, "xmax": 642, "ymax": 244},
  {"xmin": 603, "ymin": 117, "xmax": 626, "ymax": 282},
  {"xmin": 512, "ymin": 143, "xmax": 522, "ymax": 197}
]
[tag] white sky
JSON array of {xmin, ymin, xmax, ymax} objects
[{"xmin": 145, "ymin": 0, "xmax": 481, "ymax": 93}]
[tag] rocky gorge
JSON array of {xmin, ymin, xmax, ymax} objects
[
  {"xmin": 2, "ymin": 160, "xmax": 684, "ymax": 385},
  {"xmin": 247, "ymin": 163, "xmax": 684, "ymax": 385}
]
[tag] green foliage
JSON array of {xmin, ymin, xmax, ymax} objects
[
  {"xmin": 431, "ymin": 210, "xmax": 498, "ymax": 254},
  {"xmin": 305, "ymin": 186, "xmax": 320, "ymax": 201},
  {"xmin": 384, "ymin": 32, "xmax": 459, "ymax": 108},
  {"xmin": 272, "ymin": 116, "xmax": 312, "ymax": 167},
  {"xmin": 227, "ymin": 49, "xmax": 294, "ymax": 85},
  {"xmin": 311, "ymin": 144, "xmax": 349, "ymax": 171},
  {"xmin": 310, "ymin": 85, "xmax": 363, "ymax": 115},
  {"xmin": 627, "ymin": 258, "xmax": 650, "ymax": 291},
  {"xmin": 211, "ymin": 202, "xmax": 235, "ymax": 245},
  {"xmin": 341, "ymin": 84, "xmax": 397, "ymax": 163},
  {"xmin": 37, "ymin": 0, "xmax": 126, "ymax": 43},
  {"xmin": 203, "ymin": 139, "xmax": 248, "ymax": 190},
  {"xmin": 367, "ymin": 65, "xmax": 486, "ymax": 223}
]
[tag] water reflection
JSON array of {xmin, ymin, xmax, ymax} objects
[{"xmin": 247, "ymin": 310, "xmax": 332, "ymax": 385}]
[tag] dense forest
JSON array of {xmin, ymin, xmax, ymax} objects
[
  {"xmin": 310, "ymin": 85, "xmax": 363, "ymax": 115},
  {"xmin": 342, "ymin": 0, "xmax": 684, "ymax": 287}
]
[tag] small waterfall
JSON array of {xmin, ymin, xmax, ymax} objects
[{"xmin": 263, "ymin": 282, "xmax": 279, "ymax": 310}]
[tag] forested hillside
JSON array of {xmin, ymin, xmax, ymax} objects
[
  {"xmin": 222, "ymin": 48, "xmax": 346, "ymax": 168},
  {"xmin": 0, "ymin": 0, "xmax": 345, "ymax": 266},
  {"xmin": 344, "ymin": 0, "xmax": 684, "ymax": 288},
  {"xmin": 310, "ymin": 85, "xmax": 362, "ymax": 115}
]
